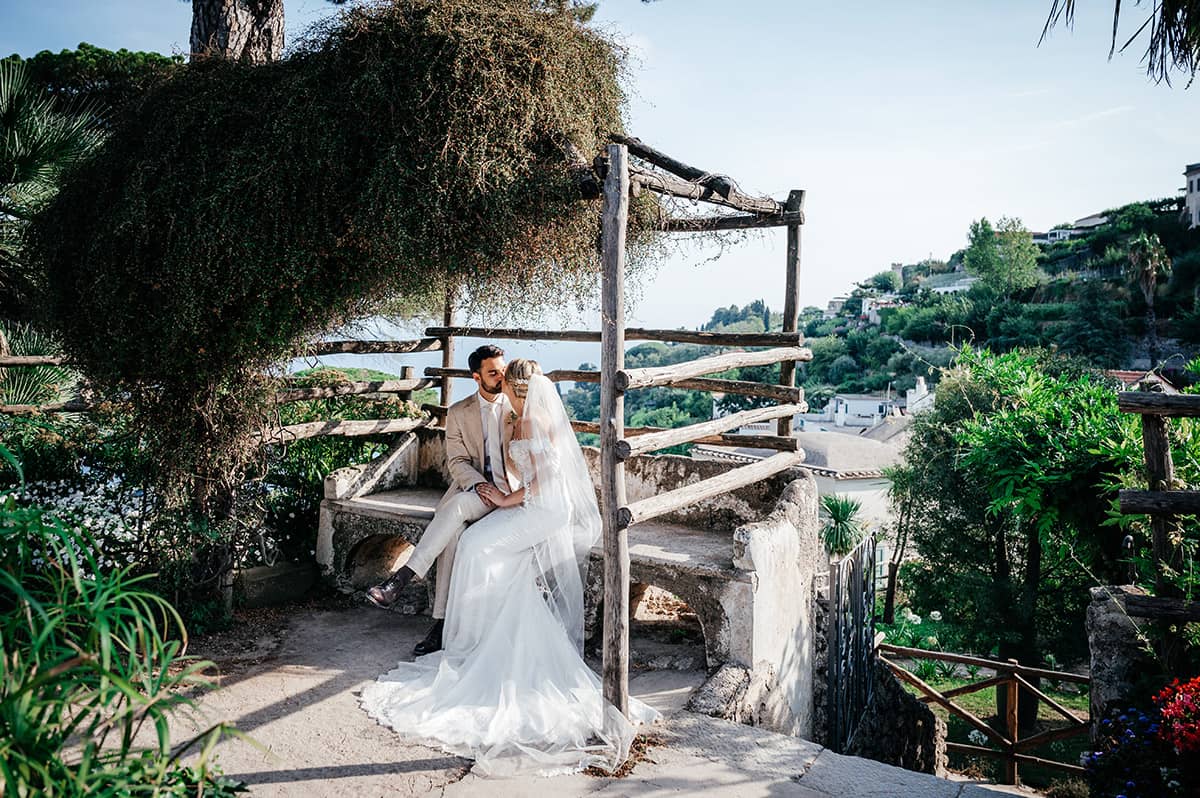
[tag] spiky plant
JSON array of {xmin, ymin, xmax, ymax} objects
[
  {"xmin": 0, "ymin": 320, "xmax": 78, "ymax": 410},
  {"xmin": 820, "ymin": 493, "xmax": 865, "ymax": 557}
]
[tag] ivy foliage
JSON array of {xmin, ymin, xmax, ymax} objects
[{"xmin": 28, "ymin": 0, "xmax": 660, "ymax": 512}]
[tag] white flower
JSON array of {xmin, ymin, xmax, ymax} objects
[
  {"xmin": 929, "ymin": 611, "xmax": 942, "ymax": 622},
  {"xmin": 968, "ymin": 730, "xmax": 988, "ymax": 746},
  {"xmin": 924, "ymin": 636, "xmax": 938, "ymax": 647},
  {"xmin": 909, "ymin": 614, "xmax": 922, "ymax": 625}
]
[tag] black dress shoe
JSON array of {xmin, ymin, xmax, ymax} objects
[
  {"xmin": 366, "ymin": 566, "xmax": 414, "ymax": 608},
  {"xmin": 413, "ymin": 619, "xmax": 444, "ymax": 656}
]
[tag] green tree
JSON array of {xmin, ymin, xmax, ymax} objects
[
  {"xmin": 892, "ymin": 347, "xmax": 1128, "ymax": 679},
  {"xmin": 4, "ymin": 43, "xmax": 182, "ymax": 115},
  {"xmin": 860, "ymin": 270, "xmax": 899, "ymax": 293},
  {"xmin": 964, "ymin": 216, "xmax": 1041, "ymax": 294}
]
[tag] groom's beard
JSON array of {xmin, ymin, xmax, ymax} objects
[{"xmin": 479, "ymin": 378, "xmax": 503, "ymax": 397}]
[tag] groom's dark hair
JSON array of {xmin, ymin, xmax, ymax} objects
[{"xmin": 468, "ymin": 344, "xmax": 505, "ymax": 375}]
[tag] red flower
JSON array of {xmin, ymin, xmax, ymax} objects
[{"xmin": 1155, "ymin": 675, "xmax": 1200, "ymax": 755}]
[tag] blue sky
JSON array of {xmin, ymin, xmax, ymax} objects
[{"xmin": 4, "ymin": 0, "xmax": 1199, "ymax": 331}]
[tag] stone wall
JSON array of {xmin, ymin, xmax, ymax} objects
[{"xmin": 846, "ymin": 661, "xmax": 947, "ymax": 775}]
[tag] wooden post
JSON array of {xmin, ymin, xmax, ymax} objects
[
  {"xmin": 600, "ymin": 143, "xmax": 631, "ymax": 717},
  {"xmin": 440, "ymin": 287, "xmax": 456, "ymax": 407},
  {"xmin": 778, "ymin": 189, "xmax": 804, "ymax": 436},
  {"xmin": 399, "ymin": 366, "xmax": 415, "ymax": 402},
  {"xmin": 1004, "ymin": 659, "xmax": 1020, "ymax": 785},
  {"xmin": 1139, "ymin": 382, "xmax": 1184, "ymax": 598}
]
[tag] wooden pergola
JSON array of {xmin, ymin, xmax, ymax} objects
[{"xmin": 0, "ymin": 134, "xmax": 813, "ymax": 718}]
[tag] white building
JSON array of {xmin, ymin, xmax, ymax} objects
[
  {"xmin": 1186, "ymin": 163, "xmax": 1200, "ymax": 229},
  {"xmin": 692, "ymin": 430, "xmax": 903, "ymax": 531},
  {"xmin": 823, "ymin": 295, "xmax": 849, "ymax": 319}
]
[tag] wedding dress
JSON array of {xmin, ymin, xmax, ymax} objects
[{"xmin": 358, "ymin": 373, "xmax": 660, "ymax": 777}]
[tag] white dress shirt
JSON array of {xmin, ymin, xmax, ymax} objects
[{"xmin": 477, "ymin": 392, "xmax": 507, "ymax": 491}]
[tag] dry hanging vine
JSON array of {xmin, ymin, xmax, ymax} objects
[{"xmin": 28, "ymin": 0, "xmax": 663, "ymax": 515}]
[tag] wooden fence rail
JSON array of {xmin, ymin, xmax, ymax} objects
[
  {"xmin": 424, "ymin": 325, "xmax": 800, "ymax": 348},
  {"xmin": 1116, "ymin": 383, "xmax": 1197, "ymax": 671},
  {"xmin": 877, "ymin": 643, "xmax": 1090, "ymax": 785}
]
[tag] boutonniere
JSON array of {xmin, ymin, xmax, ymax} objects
[{"xmin": 507, "ymin": 410, "xmax": 518, "ymax": 424}]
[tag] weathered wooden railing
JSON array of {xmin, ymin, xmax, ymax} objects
[
  {"xmin": 1116, "ymin": 383, "xmax": 1200, "ymax": 669},
  {"xmin": 878, "ymin": 643, "xmax": 1090, "ymax": 785}
]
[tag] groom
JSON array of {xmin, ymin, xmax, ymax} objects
[{"xmin": 366, "ymin": 344, "xmax": 516, "ymax": 656}]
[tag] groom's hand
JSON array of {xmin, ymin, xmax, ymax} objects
[{"xmin": 474, "ymin": 482, "xmax": 496, "ymax": 508}]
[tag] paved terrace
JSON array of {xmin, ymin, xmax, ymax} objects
[{"xmin": 175, "ymin": 605, "xmax": 1030, "ymax": 798}]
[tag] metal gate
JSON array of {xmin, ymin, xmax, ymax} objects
[{"xmin": 827, "ymin": 533, "xmax": 877, "ymax": 753}]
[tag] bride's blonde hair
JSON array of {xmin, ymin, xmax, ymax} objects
[{"xmin": 504, "ymin": 358, "xmax": 542, "ymax": 398}]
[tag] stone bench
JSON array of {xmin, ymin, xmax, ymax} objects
[{"xmin": 315, "ymin": 429, "xmax": 823, "ymax": 737}]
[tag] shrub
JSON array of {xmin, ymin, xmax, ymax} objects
[{"xmin": 0, "ymin": 444, "xmax": 249, "ymax": 795}]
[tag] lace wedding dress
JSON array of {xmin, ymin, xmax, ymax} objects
[{"xmin": 359, "ymin": 374, "xmax": 660, "ymax": 777}]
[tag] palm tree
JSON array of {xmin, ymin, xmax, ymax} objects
[
  {"xmin": 1042, "ymin": 1, "xmax": 1200, "ymax": 84},
  {"xmin": 0, "ymin": 59, "xmax": 101, "ymax": 320},
  {"xmin": 1126, "ymin": 232, "xmax": 1171, "ymax": 368},
  {"xmin": 820, "ymin": 493, "xmax": 865, "ymax": 557}
]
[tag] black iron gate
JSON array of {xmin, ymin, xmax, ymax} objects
[{"xmin": 827, "ymin": 533, "xmax": 877, "ymax": 753}]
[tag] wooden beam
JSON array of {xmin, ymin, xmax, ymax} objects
[
  {"xmin": 420, "ymin": 403, "xmax": 447, "ymax": 419},
  {"xmin": 0, "ymin": 355, "xmax": 68, "ymax": 367},
  {"xmin": 779, "ymin": 190, "xmax": 805, "ymax": 436},
  {"xmin": 616, "ymin": 404, "xmax": 802, "ymax": 460},
  {"xmin": 600, "ymin": 142, "xmax": 631, "ymax": 718},
  {"xmin": 424, "ymin": 325, "xmax": 801, "ymax": 348},
  {"xmin": 276, "ymin": 378, "xmax": 436, "ymax": 402},
  {"xmin": 254, "ymin": 417, "xmax": 429, "ymax": 445},
  {"xmin": 1010, "ymin": 672, "xmax": 1088, "ymax": 728},
  {"xmin": 612, "ymin": 135, "xmax": 782, "ymax": 215},
  {"xmin": 1119, "ymin": 488, "xmax": 1200, "ymax": 515},
  {"xmin": 295, "ymin": 338, "xmax": 442, "ymax": 356},
  {"xmin": 655, "ymin": 210, "xmax": 805, "ymax": 232},
  {"xmin": 440, "ymin": 289, "xmax": 456, "ymax": 407},
  {"xmin": 424, "ymin": 367, "xmax": 805, "ymax": 404},
  {"xmin": 877, "ymin": 643, "xmax": 1090, "ymax": 683},
  {"xmin": 570, "ymin": 420, "xmax": 800, "ymax": 452},
  {"xmin": 1138, "ymin": 384, "xmax": 1185, "ymax": 600},
  {"xmin": 618, "ymin": 450, "xmax": 803, "ymax": 528},
  {"xmin": 1125, "ymin": 593, "xmax": 1200, "ymax": 622},
  {"xmin": 0, "ymin": 400, "xmax": 93, "ymax": 415},
  {"xmin": 617, "ymin": 346, "xmax": 812, "ymax": 391},
  {"xmin": 880, "ymin": 656, "xmax": 1012, "ymax": 748},
  {"xmin": 630, "ymin": 166, "xmax": 782, "ymax": 215},
  {"xmin": 1118, "ymin": 391, "xmax": 1200, "ymax": 417}
]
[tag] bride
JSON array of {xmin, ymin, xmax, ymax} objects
[{"xmin": 358, "ymin": 358, "xmax": 660, "ymax": 777}]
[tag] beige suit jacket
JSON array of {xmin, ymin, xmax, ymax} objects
[{"xmin": 438, "ymin": 390, "xmax": 517, "ymax": 510}]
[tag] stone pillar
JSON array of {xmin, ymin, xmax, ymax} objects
[{"xmin": 1086, "ymin": 585, "xmax": 1154, "ymax": 739}]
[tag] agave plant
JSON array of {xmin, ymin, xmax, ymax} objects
[{"xmin": 820, "ymin": 493, "xmax": 864, "ymax": 557}]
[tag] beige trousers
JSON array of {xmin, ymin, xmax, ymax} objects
[{"xmin": 405, "ymin": 490, "xmax": 492, "ymax": 619}]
